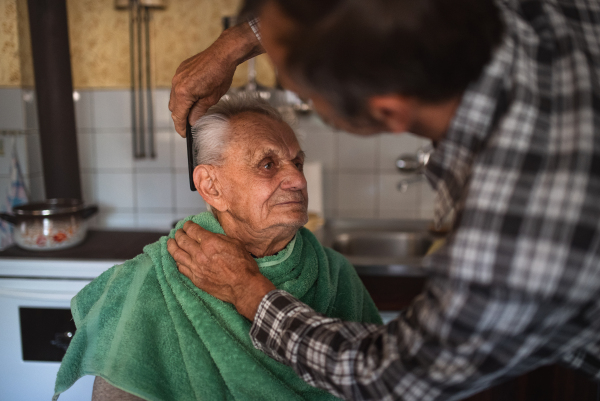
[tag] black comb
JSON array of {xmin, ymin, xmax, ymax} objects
[{"xmin": 186, "ymin": 121, "xmax": 196, "ymax": 191}]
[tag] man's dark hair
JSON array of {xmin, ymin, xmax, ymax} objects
[{"xmin": 241, "ymin": 0, "xmax": 505, "ymax": 121}]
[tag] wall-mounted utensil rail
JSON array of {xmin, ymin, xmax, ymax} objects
[{"xmin": 121, "ymin": 0, "xmax": 164, "ymax": 159}]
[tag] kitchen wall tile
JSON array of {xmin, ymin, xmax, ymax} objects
[
  {"xmin": 135, "ymin": 172, "xmax": 174, "ymax": 209},
  {"xmin": 92, "ymin": 90, "xmax": 131, "ymax": 130},
  {"xmin": 0, "ymin": 88, "xmax": 25, "ymax": 130},
  {"xmin": 337, "ymin": 173, "xmax": 377, "ymax": 217},
  {"xmin": 95, "ymin": 132, "xmax": 134, "ymax": 170},
  {"xmin": 175, "ymin": 207, "xmax": 206, "ymax": 221},
  {"xmin": 22, "ymin": 90, "xmax": 38, "ymax": 130},
  {"xmin": 136, "ymin": 211, "xmax": 176, "ymax": 231},
  {"xmin": 134, "ymin": 130, "xmax": 173, "ymax": 171},
  {"xmin": 25, "ymin": 133, "xmax": 43, "ymax": 176},
  {"xmin": 304, "ymin": 161, "xmax": 323, "ymax": 215},
  {"xmin": 175, "ymin": 171, "xmax": 204, "ymax": 209},
  {"xmin": 153, "ymin": 89, "xmax": 173, "ymax": 129},
  {"xmin": 337, "ymin": 209, "xmax": 377, "ymax": 219},
  {"xmin": 322, "ymin": 171, "xmax": 337, "ymax": 219},
  {"xmin": 0, "ymin": 142, "xmax": 12, "ymax": 176},
  {"xmin": 338, "ymin": 134, "xmax": 378, "ymax": 173},
  {"xmin": 295, "ymin": 115, "xmax": 337, "ymax": 172},
  {"xmin": 0, "ymin": 177, "xmax": 10, "ymax": 207},
  {"xmin": 172, "ymin": 134, "xmax": 188, "ymax": 169},
  {"xmin": 96, "ymin": 210, "xmax": 136, "ymax": 229},
  {"xmin": 14, "ymin": 135, "xmax": 28, "ymax": 177},
  {"xmin": 96, "ymin": 172, "xmax": 135, "ymax": 209},
  {"xmin": 379, "ymin": 133, "xmax": 426, "ymax": 173},
  {"xmin": 419, "ymin": 181, "xmax": 436, "ymax": 220},
  {"xmin": 378, "ymin": 174, "xmax": 421, "ymax": 219},
  {"xmin": 74, "ymin": 89, "xmax": 94, "ymax": 130},
  {"xmin": 77, "ymin": 132, "xmax": 96, "ymax": 170},
  {"xmin": 80, "ymin": 172, "xmax": 98, "ymax": 204}
]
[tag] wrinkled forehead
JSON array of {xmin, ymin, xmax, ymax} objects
[{"xmin": 226, "ymin": 112, "xmax": 301, "ymax": 160}]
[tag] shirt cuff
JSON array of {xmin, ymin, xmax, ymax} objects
[
  {"xmin": 250, "ymin": 289, "xmax": 303, "ymax": 364},
  {"xmin": 247, "ymin": 17, "xmax": 261, "ymax": 43}
]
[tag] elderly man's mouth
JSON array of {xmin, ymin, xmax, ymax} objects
[{"xmin": 276, "ymin": 201, "xmax": 305, "ymax": 206}]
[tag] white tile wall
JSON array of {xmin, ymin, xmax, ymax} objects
[
  {"xmin": 77, "ymin": 133, "xmax": 96, "ymax": 169},
  {"xmin": 95, "ymin": 132, "xmax": 134, "ymax": 170},
  {"xmin": 0, "ymin": 88, "xmax": 25, "ymax": 130},
  {"xmin": 96, "ymin": 172, "xmax": 135, "ymax": 209},
  {"xmin": 379, "ymin": 174, "xmax": 421, "ymax": 219},
  {"xmin": 337, "ymin": 173, "xmax": 378, "ymax": 218},
  {"xmin": 0, "ymin": 87, "xmax": 436, "ymax": 232},
  {"xmin": 74, "ymin": 90, "xmax": 94, "ymax": 130},
  {"xmin": 338, "ymin": 134, "xmax": 379, "ymax": 172},
  {"xmin": 134, "ymin": 130, "xmax": 173, "ymax": 170},
  {"xmin": 92, "ymin": 90, "xmax": 132, "ymax": 130},
  {"xmin": 135, "ymin": 172, "xmax": 173, "ymax": 210}
]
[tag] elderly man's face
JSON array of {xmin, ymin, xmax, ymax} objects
[{"xmin": 216, "ymin": 112, "xmax": 308, "ymax": 233}]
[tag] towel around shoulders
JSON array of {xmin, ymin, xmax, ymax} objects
[{"xmin": 53, "ymin": 212, "xmax": 382, "ymax": 401}]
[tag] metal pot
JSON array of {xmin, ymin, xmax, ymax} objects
[{"xmin": 0, "ymin": 199, "xmax": 98, "ymax": 251}]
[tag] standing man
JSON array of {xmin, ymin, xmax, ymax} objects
[{"xmin": 168, "ymin": 0, "xmax": 600, "ymax": 399}]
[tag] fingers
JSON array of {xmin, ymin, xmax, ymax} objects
[
  {"xmin": 172, "ymin": 113, "xmax": 187, "ymax": 138},
  {"xmin": 169, "ymin": 91, "xmax": 190, "ymax": 137},
  {"xmin": 182, "ymin": 220, "xmax": 213, "ymax": 243},
  {"xmin": 188, "ymin": 101, "xmax": 210, "ymax": 127},
  {"xmin": 175, "ymin": 258, "xmax": 194, "ymax": 282},
  {"xmin": 167, "ymin": 238, "xmax": 193, "ymax": 268}
]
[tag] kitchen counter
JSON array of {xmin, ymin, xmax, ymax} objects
[
  {"xmin": 0, "ymin": 230, "xmax": 166, "ymax": 279},
  {"xmin": 0, "ymin": 230, "xmax": 166, "ymax": 260}
]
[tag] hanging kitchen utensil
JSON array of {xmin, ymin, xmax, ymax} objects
[{"xmin": 118, "ymin": 0, "xmax": 165, "ymax": 159}]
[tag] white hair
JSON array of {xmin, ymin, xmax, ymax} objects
[
  {"xmin": 192, "ymin": 93, "xmax": 295, "ymax": 166},
  {"xmin": 191, "ymin": 93, "xmax": 298, "ymax": 212}
]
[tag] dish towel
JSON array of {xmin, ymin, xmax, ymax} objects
[{"xmin": 53, "ymin": 212, "xmax": 382, "ymax": 401}]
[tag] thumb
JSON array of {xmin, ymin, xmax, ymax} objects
[{"xmin": 188, "ymin": 100, "xmax": 211, "ymax": 127}]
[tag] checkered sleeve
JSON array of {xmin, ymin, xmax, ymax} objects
[
  {"xmin": 251, "ymin": 271, "xmax": 588, "ymax": 401},
  {"xmin": 247, "ymin": 18, "xmax": 261, "ymax": 43}
]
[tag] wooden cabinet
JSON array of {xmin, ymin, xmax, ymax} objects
[{"xmin": 359, "ymin": 275, "xmax": 599, "ymax": 401}]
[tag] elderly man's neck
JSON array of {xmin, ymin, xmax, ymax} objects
[{"xmin": 214, "ymin": 211, "xmax": 299, "ymax": 258}]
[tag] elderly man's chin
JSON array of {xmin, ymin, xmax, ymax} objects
[{"xmin": 271, "ymin": 205, "xmax": 309, "ymax": 230}]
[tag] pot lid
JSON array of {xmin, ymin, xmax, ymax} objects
[{"xmin": 12, "ymin": 198, "xmax": 87, "ymax": 216}]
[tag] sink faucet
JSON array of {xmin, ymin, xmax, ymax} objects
[{"xmin": 395, "ymin": 144, "xmax": 433, "ymax": 192}]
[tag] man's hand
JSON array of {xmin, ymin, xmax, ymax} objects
[
  {"xmin": 169, "ymin": 22, "xmax": 265, "ymax": 137},
  {"xmin": 167, "ymin": 221, "xmax": 276, "ymax": 320}
]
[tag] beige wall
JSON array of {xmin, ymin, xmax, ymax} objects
[
  {"xmin": 0, "ymin": 0, "xmax": 32, "ymax": 87},
  {"xmin": 0, "ymin": 0, "xmax": 276, "ymax": 89}
]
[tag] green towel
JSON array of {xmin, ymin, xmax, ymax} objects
[{"xmin": 53, "ymin": 212, "xmax": 382, "ymax": 401}]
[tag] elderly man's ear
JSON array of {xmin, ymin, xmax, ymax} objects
[{"xmin": 193, "ymin": 165, "xmax": 228, "ymax": 212}]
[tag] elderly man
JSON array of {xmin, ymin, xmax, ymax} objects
[{"xmin": 53, "ymin": 95, "xmax": 382, "ymax": 401}]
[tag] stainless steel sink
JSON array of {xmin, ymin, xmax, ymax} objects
[
  {"xmin": 332, "ymin": 232, "xmax": 433, "ymax": 259},
  {"xmin": 318, "ymin": 219, "xmax": 439, "ymax": 277}
]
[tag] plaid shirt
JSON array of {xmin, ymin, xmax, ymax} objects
[{"xmin": 249, "ymin": 0, "xmax": 600, "ymax": 399}]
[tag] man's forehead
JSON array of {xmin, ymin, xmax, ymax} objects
[{"xmin": 227, "ymin": 113, "xmax": 301, "ymax": 158}]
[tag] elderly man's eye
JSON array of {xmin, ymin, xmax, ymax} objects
[
  {"xmin": 295, "ymin": 162, "xmax": 304, "ymax": 171},
  {"xmin": 263, "ymin": 162, "xmax": 274, "ymax": 170}
]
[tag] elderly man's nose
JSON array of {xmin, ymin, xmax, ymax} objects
[{"xmin": 281, "ymin": 164, "xmax": 307, "ymax": 190}]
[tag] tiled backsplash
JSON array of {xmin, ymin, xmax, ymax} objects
[{"xmin": 0, "ymin": 88, "xmax": 435, "ymax": 231}]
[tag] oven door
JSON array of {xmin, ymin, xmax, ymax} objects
[{"xmin": 0, "ymin": 278, "xmax": 95, "ymax": 401}]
